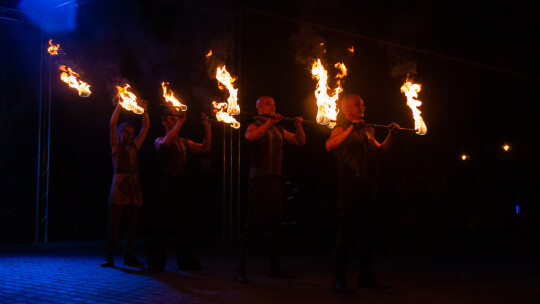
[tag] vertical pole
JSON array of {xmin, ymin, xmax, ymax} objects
[
  {"xmin": 222, "ymin": 125, "xmax": 227, "ymax": 243},
  {"xmin": 236, "ymin": 7, "xmax": 242, "ymax": 242},
  {"xmin": 35, "ymin": 31, "xmax": 44, "ymax": 243},
  {"xmin": 44, "ymin": 51, "xmax": 52, "ymax": 243}
]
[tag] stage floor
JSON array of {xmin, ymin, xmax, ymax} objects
[{"xmin": 1, "ymin": 239, "xmax": 539, "ymax": 304}]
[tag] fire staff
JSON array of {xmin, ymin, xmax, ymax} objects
[
  {"xmin": 147, "ymin": 111, "xmax": 211, "ymax": 273},
  {"xmin": 325, "ymin": 94, "xmax": 399, "ymax": 293},
  {"xmin": 102, "ymin": 101, "xmax": 150, "ymax": 268},
  {"xmin": 235, "ymin": 96, "xmax": 305, "ymax": 283}
]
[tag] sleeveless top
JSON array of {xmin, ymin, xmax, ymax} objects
[
  {"xmin": 247, "ymin": 119, "xmax": 284, "ymax": 180},
  {"xmin": 157, "ymin": 136, "xmax": 190, "ymax": 176},
  {"xmin": 112, "ymin": 142, "xmax": 138, "ymax": 174},
  {"xmin": 109, "ymin": 142, "xmax": 142, "ymax": 206},
  {"xmin": 333, "ymin": 121, "xmax": 379, "ymax": 184}
]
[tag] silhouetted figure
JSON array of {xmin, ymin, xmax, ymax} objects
[
  {"xmin": 325, "ymin": 95, "xmax": 399, "ymax": 292},
  {"xmin": 147, "ymin": 111, "xmax": 211, "ymax": 273},
  {"xmin": 102, "ymin": 102, "xmax": 150, "ymax": 267},
  {"xmin": 235, "ymin": 96, "xmax": 305, "ymax": 283}
]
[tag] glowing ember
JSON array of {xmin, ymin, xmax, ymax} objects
[
  {"xmin": 502, "ymin": 144, "xmax": 510, "ymax": 151},
  {"xmin": 212, "ymin": 64, "xmax": 241, "ymax": 128},
  {"xmin": 212, "ymin": 101, "xmax": 240, "ymax": 129},
  {"xmin": 206, "ymin": 50, "xmax": 213, "ymax": 58},
  {"xmin": 400, "ymin": 81, "xmax": 427, "ymax": 135},
  {"xmin": 47, "ymin": 39, "xmax": 60, "ymax": 55},
  {"xmin": 348, "ymin": 46, "xmax": 354, "ymax": 53},
  {"xmin": 59, "ymin": 65, "xmax": 91, "ymax": 97},
  {"xmin": 311, "ymin": 58, "xmax": 347, "ymax": 128},
  {"xmin": 116, "ymin": 84, "xmax": 144, "ymax": 114},
  {"xmin": 162, "ymin": 82, "xmax": 187, "ymax": 111}
]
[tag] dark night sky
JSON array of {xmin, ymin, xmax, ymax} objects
[{"xmin": 1, "ymin": 0, "xmax": 540, "ymax": 245}]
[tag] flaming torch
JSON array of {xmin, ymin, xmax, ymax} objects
[
  {"xmin": 116, "ymin": 84, "xmax": 144, "ymax": 114},
  {"xmin": 162, "ymin": 82, "xmax": 187, "ymax": 111},
  {"xmin": 211, "ymin": 64, "xmax": 241, "ymax": 129},
  {"xmin": 311, "ymin": 58, "xmax": 347, "ymax": 128},
  {"xmin": 59, "ymin": 65, "xmax": 91, "ymax": 97},
  {"xmin": 47, "ymin": 39, "xmax": 60, "ymax": 55},
  {"xmin": 400, "ymin": 80, "xmax": 427, "ymax": 135}
]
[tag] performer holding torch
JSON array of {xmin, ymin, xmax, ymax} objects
[
  {"xmin": 326, "ymin": 95, "xmax": 399, "ymax": 293},
  {"xmin": 235, "ymin": 96, "xmax": 305, "ymax": 283},
  {"xmin": 102, "ymin": 101, "xmax": 150, "ymax": 267},
  {"xmin": 147, "ymin": 110, "xmax": 211, "ymax": 273}
]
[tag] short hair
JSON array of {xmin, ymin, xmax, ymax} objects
[
  {"xmin": 117, "ymin": 122, "xmax": 134, "ymax": 137},
  {"xmin": 161, "ymin": 110, "xmax": 184, "ymax": 121}
]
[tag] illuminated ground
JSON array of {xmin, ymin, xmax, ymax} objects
[{"xmin": 1, "ymin": 240, "xmax": 539, "ymax": 304}]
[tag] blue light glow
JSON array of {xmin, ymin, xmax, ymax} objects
[
  {"xmin": 18, "ymin": 0, "xmax": 78, "ymax": 33},
  {"xmin": 516, "ymin": 205, "xmax": 520, "ymax": 215}
]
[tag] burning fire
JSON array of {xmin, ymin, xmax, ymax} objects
[
  {"xmin": 116, "ymin": 84, "xmax": 144, "ymax": 114},
  {"xmin": 348, "ymin": 46, "xmax": 354, "ymax": 54},
  {"xmin": 47, "ymin": 39, "xmax": 60, "ymax": 55},
  {"xmin": 162, "ymin": 82, "xmax": 187, "ymax": 111},
  {"xmin": 400, "ymin": 81, "xmax": 427, "ymax": 135},
  {"xmin": 212, "ymin": 102, "xmax": 240, "ymax": 129},
  {"xmin": 59, "ymin": 65, "xmax": 91, "ymax": 97},
  {"xmin": 206, "ymin": 50, "xmax": 213, "ymax": 58},
  {"xmin": 212, "ymin": 64, "xmax": 240, "ymax": 128},
  {"xmin": 311, "ymin": 58, "xmax": 347, "ymax": 128}
]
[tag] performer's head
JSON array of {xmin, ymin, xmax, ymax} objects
[
  {"xmin": 341, "ymin": 95, "xmax": 365, "ymax": 121},
  {"xmin": 161, "ymin": 110, "xmax": 183, "ymax": 130},
  {"xmin": 256, "ymin": 96, "xmax": 275, "ymax": 115},
  {"xmin": 117, "ymin": 123, "xmax": 134, "ymax": 143}
]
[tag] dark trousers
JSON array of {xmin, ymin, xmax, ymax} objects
[
  {"xmin": 334, "ymin": 179, "xmax": 376, "ymax": 282},
  {"xmin": 147, "ymin": 175, "xmax": 197, "ymax": 270},
  {"xmin": 105, "ymin": 205, "xmax": 140, "ymax": 257},
  {"xmin": 239, "ymin": 175, "xmax": 284, "ymax": 272}
]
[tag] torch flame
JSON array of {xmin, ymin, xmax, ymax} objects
[
  {"xmin": 162, "ymin": 82, "xmax": 187, "ymax": 111},
  {"xmin": 400, "ymin": 81, "xmax": 427, "ymax": 135},
  {"xmin": 212, "ymin": 101, "xmax": 240, "ymax": 129},
  {"xmin": 348, "ymin": 46, "xmax": 354, "ymax": 53},
  {"xmin": 59, "ymin": 65, "xmax": 91, "ymax": 97},
  {"xmin": 116, "ymin": 84, "xmax": 144, "ymax": 114},
  {"xmin": 212, "ymin": 65, "xmax": 241, "ymax": 128},
  {"xmin": 311, "ymin": 58, "xmax": 347, "ymax": 128},
  {"xmin": 206, "ymin": 50, "xmax": 213, "ymax": 58},
  {"xmin": 48, "ymin": 39, "xmax": 60, "ymax": 55}
]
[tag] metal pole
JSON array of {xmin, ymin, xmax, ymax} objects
[
  {"xmin": 222, "ymin": 125, "xmax": 226, "ymax": 243},
  {"xmin": 35, "ymin": 31, "xmax": 44, "ymax": 243},
  {"xmin": 44, "ymin": 51, "xmax": 52, "ymax": 243}
]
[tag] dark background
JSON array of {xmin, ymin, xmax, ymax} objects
[{"xmin": 1, "ymin": 0, "xmax": 539, "ymax": 257}]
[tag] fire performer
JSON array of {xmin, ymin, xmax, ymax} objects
[
  {"xmin": 102, "ymin": 101, "xmax": 150, "ymax": 267},
  {"xmin": 325, "ymin": 95, "xmax": 399, "ymax": 292},
  {"xmin": 147, "ymin": 110, "xmax": 211, "ymax": 273},
  {"xmin": 235, "ymin": 96, "xmax": 306, "ymax": 283}
]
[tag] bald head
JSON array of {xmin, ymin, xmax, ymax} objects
[
  {"xmin": 256, "ymin": 96, "xmax": 275, "ymax": 115},
  {"xmin": 340, "ymin": 95, "xmax": 365, "ymax": 120}
]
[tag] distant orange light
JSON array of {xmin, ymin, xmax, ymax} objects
[
  {"xmin": 502, "ymin": 144, "xmax": 510, "ymax": 151},
  {"xmin": 348, "ymin": 46, "xmax": 354, "ymax": 53},
  {"xmin": 206, "ymin": 50, "xmax": 212, "ymax": 58},
  {"xmin": 47, "ymin": 39, "xmax": 60, "ymax": 55},
  {"xmin": 461, "ymin": 154, "xmax": 469, "ymax": 161}
]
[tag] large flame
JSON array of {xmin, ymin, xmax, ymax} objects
[
  {"xmin": 212, "ymin": 64, "xmax": 240, "ymax": 128},
  {"xmin": 59, "ymin": 65, "xmax": 91, "ymax": 97},
  {"xmin": 311, "ymin": 58, "xmax": 347, "ymax": 128},
  {"xmin": 162, "ymin": 82, "xmax": 187, "ymax": 111},
  {"xmin": 116, "ymin": 84, "xmax": 144, "ymax": 114},
  {"xmin": 212, "ymin": 102, "xmax": 240, "ymax": 129},
  {"xmin": 400, "ymin": 81, "xmax": 427, "ymax": 135},
  {"xmin": 47, "ymin": 39, "xmax": 60, "ymax": 55}
]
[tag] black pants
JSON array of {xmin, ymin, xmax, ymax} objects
[
  {"xmin": 334, "ymin": 179, "xmax": 376, "ymax": 282},
  {"xmin": 239, "ymin": 175, "xmax": 284, "ymax": 271},
  {"xmin": 105, "ymin": 205, "xmax": 140, "ymax": 258},
  {"xmin": 147, "ymin": 175, "xmax": 197, "ymax": 270}
]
